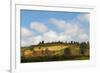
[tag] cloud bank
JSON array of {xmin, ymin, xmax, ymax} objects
[{"xmin": 21, "ymin": 14, "xmax": 89, "ymax": 47}]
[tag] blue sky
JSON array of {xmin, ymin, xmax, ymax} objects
[{"xmin": 20, "ymin": 9, "xmax": 90, "ymax": 46}]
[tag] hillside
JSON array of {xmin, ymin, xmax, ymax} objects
[{"xmin": 21, "ymin": 42, "xmax": 89, "ymax": 63}]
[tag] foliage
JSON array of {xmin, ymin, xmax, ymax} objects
[{"xmin": 80, "ymin": 42, "xmax": 89, "ymax": 55}]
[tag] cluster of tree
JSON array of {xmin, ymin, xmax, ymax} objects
[
  {"xmin": 38, "ymin": 41, "xmax": 64, "ymax": 45},
  {"xmin": 68, "ymin": 41, "xmax": 80, "ymax": 45},
  {"xmin": 80, "ymin": 41, "xmax": 89, "ymax": 55},
  {"xmin": 37, "ymin": 40, "xmax": 88, "ymax": 45},
  {"xmin": 27, "ymin": 40, "xmax": 89, "ymax": 49}
]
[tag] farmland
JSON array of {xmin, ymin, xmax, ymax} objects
[{"xmin": 21, "ymin": 41, "xmax": 89, "ymax": 63}]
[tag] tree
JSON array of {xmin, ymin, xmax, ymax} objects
[
  {"xmin": 80, "ymin": 42, "xmax": 88, "ymax": 55},
  {"xmin": 64, "ymin": 47, "xmax": 71, "ymax": 56},
  {"xmin": 41, "ymin": 40, "xmax": 44, "ymax": 44},
  {"xmin": 86, "ymin": 41, "xmax": 90, "ymax": 49},
  {"xmin": 39, "ymin": 41, "xmax": 41, "ymax": 44},
  {"xmin": 71, "ymin": 41, "xmax": 73, "ymax": 44},
  {"xmin": 29, "ymin": 46, "xmax": 33, "ymax": 51}
]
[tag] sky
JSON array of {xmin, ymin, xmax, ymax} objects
[{"xmin": 20, "ymin": 9, "xmax": 90, "ymax": 47}]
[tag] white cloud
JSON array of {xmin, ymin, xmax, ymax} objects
[
  {"xmin": 21, "ymin": 27, "xmax": 35, "ymax": 47},
  {"xmin": 43, "ymin": 30, "xmax": 59, "ymax": 42},
  {"xmin": 78, "ymin": 14, "xmax": 90, "ymax": 22},
  {"xmin": 30, "ymin": 22, "xmax": 48, "ymax": 33},
  {"xmin": 33, "ymin": 36, "xmax": 42, "ymax": 45},
  {"xmin": 42, "ymin": 30, "xmax": 72, "ymax": 43},
  {"xmin": 49, "ymin": 18, "xmax": 66, "ymax": 29},
  {"xmin": 49, "ymin": 18, "xmax": 89, "ymax": 42},
  {"xmin": 78, "ymin": 32, "xmax": 89, "ymax": 42},
  {"xmin": 21, "ymin": 27, "xmax": 34, "ymax": 38},
  {"xmin": 49, "ymin": 18, "xmax": 81, "ymax": 35},
  {"xmin": 21, "ymin": 30, "xmax": 67, "ymax": 46},
  {"xmin": 64, "ymin": 23, "xmax": 79, "ymax": 36},
  {"xmin": 21, "ymin": 38, "xmax": 34, "ymax": 47}
]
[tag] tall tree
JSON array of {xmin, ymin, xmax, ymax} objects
[
  {"xmin": 42, "ymin": 40, "xmax": 44, "ymax": 44},
  {"xmin": 80, "ymin": 42, "xmax": 88, "ymax": 55}
]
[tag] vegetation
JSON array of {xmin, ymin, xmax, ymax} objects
[{"xmin": 21, "ymin": 41, "xmax": 89, "ymax": 63}]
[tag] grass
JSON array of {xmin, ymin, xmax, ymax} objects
[
  {"xmin": 21, "ymin": 55, "xmax": 89, "ymax": 63},
  {"xmin": 74, "ymin": 56, "xmax": 89, "ymax": 60}
]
